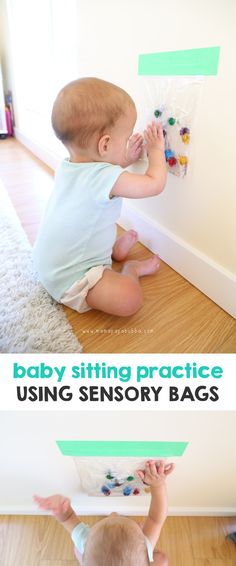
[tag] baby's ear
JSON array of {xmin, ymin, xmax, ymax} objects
[{"xmin": 98, "ymin": 134, "xmax": 111, "ymax": 156}]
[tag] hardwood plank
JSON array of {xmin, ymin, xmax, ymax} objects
[
  {"xmin": 0, "ymin": 515, "xmax": 235, "ymax": 565},
  {"xmin": 158, "ymin": 516, "xmax": 194, "ymax": 566},
  {"xmin": 0, "ymin": 515, "xmax": 43, "ymax": 566},
  {"xmin": 216, "ymin": 328, "xmax": 236, "ymax": 353},
  {"xmin": 40, "ymin": 562, "xmax": 78, "ymax": 565},
  {"xmin": 188, "ymin": 517, "xmax": 236, "ymax": 560},
  {"xmin": 33, "ymin": 518, "xmax": 75, "ymax": 561},
  {"xmin": 193, "ymin": 562, "xmax": 235, "ymax": 565}
]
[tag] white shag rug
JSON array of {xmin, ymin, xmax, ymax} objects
[{"xmin": 0, "ymin": 182, "xmax": 82, "ymax": 353}]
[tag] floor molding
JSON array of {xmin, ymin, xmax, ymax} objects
[
  {"xmin": 119, "ymin": 202, "xmax": 236, "ymax": 319},
  {"xmin": 14, "ymin": 128, "xmax": 61, "ymax": 172},
  {"xmin": 1, "ymin": 505, "xmax": 235, "ymax": 517}
]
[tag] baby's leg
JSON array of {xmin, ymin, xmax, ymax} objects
[
  {"xmin": 74, "ymin": 545, "xmax": 83, "ymax": 564},
  {"xmin": 112, "ymin": 229, "xmax": 138, "ymax": 261},
  {"xmin": 153, "ymin": 550, "xmax": 168, "ymax": 565},
  {"xmin": 86, "ymin": 256, "xmax": 160, "ymax": 316}
]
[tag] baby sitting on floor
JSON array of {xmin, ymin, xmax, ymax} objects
[
  {"xmin": 34, "ymin": 459, "xmax": 174, "ymax": 565},
  {"xmin": 33, "ymin": 77, "xmax": 167, "ymax": 316}
]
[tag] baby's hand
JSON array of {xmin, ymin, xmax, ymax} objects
[
  {"xmin": 144, "ymin": 122, "xmax": 165, "ymax": 153},
  {"xmin": 125, "ymin": 133, "xmax": 143, "ymax": 165},
  {"xmin": 136, "ymin": 460, "xmax": 175, "ymax": 487},
  {"xmin": 34, "ymin": 494, "xmax": 72, "ymax": 521}
]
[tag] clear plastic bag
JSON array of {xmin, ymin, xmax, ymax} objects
[
  {"xmin": 136, "ymin": 76, "xmax": 204, "ymax": 177},
  {"xmin": 74, "ymin": 457, "xmax": 150, "ymax": 497}
]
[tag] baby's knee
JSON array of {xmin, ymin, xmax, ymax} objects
[
  {"xmin": 119, "ymin": 280, "xmax": 143, "ymax": 316},
  {"xmin": 160, "ymin": 552, "xmax": 169, "ymax": 566},
  {"xmin": 153, "ymin": 550, "xmax": 168, "ymax": 566}
]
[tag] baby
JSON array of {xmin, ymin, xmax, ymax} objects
[
  {"xmin": 34, "ymin": 459, "xmax": 174, "ymax": 565},
  {"xmin": 33, "ymin": 77, "xmax": 167, "ymax": 316}
]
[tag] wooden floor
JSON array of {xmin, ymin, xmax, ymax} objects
[
  {"xmin": 0, "ymin": 515, "xmax": 235, "ymax": 565},
  {"xmin": 0, "ymin": 137, "xmax": 235, "ymax": 353}
]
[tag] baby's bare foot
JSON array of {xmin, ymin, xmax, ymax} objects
[
  {"xmin": 123, "ymin": 255, "xmax": 160, "ymax": 277},
  {"xmin": 112, "ymin": 229, "xmax": 138, "ymax": 261}
]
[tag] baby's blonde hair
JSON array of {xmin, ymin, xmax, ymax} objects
[
  {"xmin": 83, "ymin": 516, "xmax": 149, "ymax": 566},
  {"xmin": 51, "ymin": 77, "xmax": 135, "ymax": 149}
]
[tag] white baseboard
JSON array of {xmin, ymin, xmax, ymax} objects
[
  {"xmin": 119, "ymin": 202, "xmax": 236, "ymax": 319},
  {"xmin": 1, "ymin": 504, "xmax": 235, "ymax": 517},
  {"xmin": 14, "ymin": 130, "xmax": 236, "ymax": 318},
  {"xmin": 14, "ymin": 128, "xmax": 62, "ymax": 172}
]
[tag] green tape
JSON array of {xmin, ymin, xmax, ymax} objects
[
  {"xmin": 138, "ymin": 46, "xmax": 220, "ymax": 76},
  {"xmin": 56, "ymin": 441, "xmax": 188, "ymax": 457}
]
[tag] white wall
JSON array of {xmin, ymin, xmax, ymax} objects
[
  {"xmin": 0, "ymin": 0, "xmax": 8, "ymax": 90},
  {"xmin": 0, "ymin": 411, "xmax": 235, "ymax": 515},
  {"xmin": 0, "ymin": 0, "xmax": 13, "ymax": 93},
  {"xmin": 74, "ymin": 0, "xmax": 236, "ymax": 275}
]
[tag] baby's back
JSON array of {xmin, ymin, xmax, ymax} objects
[{"xmin": 33, "ymin": 159, "xmax": 123, "ymax": 301}]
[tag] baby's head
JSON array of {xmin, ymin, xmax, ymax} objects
[
  {"xmin": 83, "ymin": 514, "xmax": 149, "ymax": 566},
  {"xmin": 51, "ymin": 77, "xmax": 137, "ymax": 165}
]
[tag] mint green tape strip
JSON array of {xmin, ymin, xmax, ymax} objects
[
  {"xmin": 56, "ymin": 441, "xmax": 188, "ymax": 457},
  {"xmin": 138, "ymin": 46, "xmax": 220, "ymax": 76}
]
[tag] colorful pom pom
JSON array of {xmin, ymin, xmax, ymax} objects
[
  {"xmin": 106, "ymin": 473, "xmax": 114, "ymax": 480},
  {"xmin": 123, "ymin": 486, "xmax": 132, "ymax": 496},
  {"xmin": 101, "ymin": 485, "xmax": 111, "ymax": 496},
  {"xmin": 180, "ymin": 127, "xmax": 190, "ymax": 135},
  {"xmin": 165, "ymin": 149, "xmax": 174, "ymax": 160},
  {"xmin": 168, "ymin": 157, "xmax": 177, "ymax": 167},
  {"xmin": 179, "ymin": 155, "xmax": 188, "ymax": 166},
  {"xmin": 182, "ymin": 133, "xmax": 190, "ymax": 144}
]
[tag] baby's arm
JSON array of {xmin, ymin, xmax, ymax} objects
[
  {"xmin": 111, "ymin": 122, "xmax": 167, "ymax": 199},
  {"xmin": 137, "ymin": 460, "xmax": 174, "ymax": 549},
  {"xmin": 34, "ymin": 494, "xmax": 80, "ymax": 534}
]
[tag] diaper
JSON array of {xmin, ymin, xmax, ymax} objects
[{"xmin": 60, "ymin": 265, "xmax": 111, "ymax": 313}]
